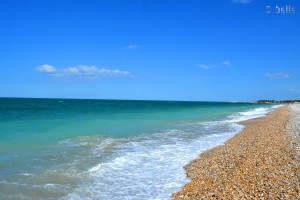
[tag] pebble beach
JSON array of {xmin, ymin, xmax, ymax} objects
[{"xmin": 173, "ymin": 105, "xmax": 300, "ymax": 199}]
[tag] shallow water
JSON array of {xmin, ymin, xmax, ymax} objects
[{"xmin": 0, "ymin": 98, "xmax": 280, "ymax": 199}]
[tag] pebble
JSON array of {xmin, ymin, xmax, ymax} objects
[{"xmin": 172, "ymin": 105, "xmax": 300, "ymax": 200}]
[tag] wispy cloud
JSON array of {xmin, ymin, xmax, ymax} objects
[
  {"xmin": 232, "ymin": 0, "xmax": 251, "ymax": 4},
  {"xmin": 197, "ymin": 60, "xmax": 232, "ymax": 70},
  {"xmin": 36, "ymin": 64, "xmax": 57, "ymax": 73},
  {"xmin": 35, "ymin": 64, "xmax": 131, "ymax": 78},
  {"xmin": 288, "ymin": 88, "xmax": 300, "ymax": 93},
  {"xmin": 196, "ymin": 64, "xmax": 212, "ymax": 70},
  {"xmin": 264, "ymin": 72, "xmax": 290, "ymax": 79},
  {"xmin": 221, "ymin": 60, "xmax": 232, "ymax": 67},
  {"xmin": 124, "ymin": 44, "xmax": 140, "ymax": 50},
  {"xmin": 288, "ymin": 88, "xmax": 296, "ymax": 92}
]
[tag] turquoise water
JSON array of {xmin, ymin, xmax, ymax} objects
[{"xmin": 0, "ymin": 98, "xmax": 280, "ymax": 199}]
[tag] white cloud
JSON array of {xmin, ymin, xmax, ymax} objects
[
  {"xmin": 232, "ymin": 0, "xmax": 251, "ymax": 4},
  {"xmin": 36, "ymin": 65, "xmax": 131, "ymax": 78},
  {"xmin": 288, "ymin": 88, "xmax": 300, "ymax": 93},
  {"xmin": 288, "ymin": 88, "xmax": 296, "ymax": 92},
  {"xmin": 221, "ymin": 60, "xmax": 232, "ymax": 67},
  {"xmin": 264, "ymin": 72, "xmax": 290, "ymax": 79},
  {"xmin": 197, "ymin": 64, "xmax": 212, "ymax": 70},
  {"xmin": 36, "ymin": 64, "xmax": 56, "ymax": 73},
  {"xmin": 124, "ymin": 44, "xmax": 140, "ymax": 50},
  {"xmin": 197, "ymin": 60, "xmax": 232, "ymax": 70}
]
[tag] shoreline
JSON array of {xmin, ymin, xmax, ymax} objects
[{"xmin": 173, "ymin": 105, "xmax": 300, "ymax": 199}]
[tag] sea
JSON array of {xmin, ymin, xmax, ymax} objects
[{"xmin": 0, "ymin": 98, "xmax": 281, "ymax": 200}]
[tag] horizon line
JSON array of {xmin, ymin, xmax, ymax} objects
[{"xmin": 0, "ymin": 96, "xmax": 257, "ymax": 103}]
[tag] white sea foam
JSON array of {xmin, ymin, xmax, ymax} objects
[
  {"xmin": 65, "ymin": 128, "xmax": 241, "ymax": 199},
  {"xmin": 226, "ymin": 105, "xmax": 282, "ymax": 123},
  {"xmin": 64, "ymin": 105, "xmax": 280, "ymax": 200}
]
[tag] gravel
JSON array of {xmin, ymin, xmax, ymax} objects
[
  {"xmin": 287, "ymin": 104, "xmax": 300, "ymax": 160},
  {"xmin": 172, "ymin": 106, "xmax": 300, "ymax": 199}
]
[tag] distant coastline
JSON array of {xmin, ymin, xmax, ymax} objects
[{"xmin": 257, "ymin": 99, "xmax": 300, "ymax": 104}]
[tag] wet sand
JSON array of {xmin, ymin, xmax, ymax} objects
[{"xmin": 173, "ymin": 105, "xmax": 300, "ymax": 199}]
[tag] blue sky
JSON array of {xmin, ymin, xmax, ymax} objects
[{"xmin": 0, "ymin": 0, "xmax": 299, "ymax": 101}]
